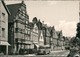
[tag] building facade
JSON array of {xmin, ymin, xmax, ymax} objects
[
  {"xmin": 30, "ymin": 17, "xmax": 45, "ymax": 51},
  {"xmin": 50, "ymin": 26, "xmax": 64, "ymax": 50},
  {"xmin": 38, "ymin": 30, "xmax": 44, "ymax": 46},
  {"xmin": 45, "ymin": 27, "xmax": 51, "ymax": 46},
  {"xmin": 57, "ymin": 31, "xmax": 64, "ymax": 48},
  {"xmin": 50, "ymin": 26, "xmax": 58, "ymax": 50},
  {"xmin": 0, "ymin": 0, "xmax": 10, "ymax": 55},
  {"xmin": 24, "ymin": 22, "xmax": 32, "ymax": 54},
  {"xmin": 7, "ymin": 1, "xmax": 29, "ymax": 54},
  {"xmin": 30, "ymin": 17, "xmax": 39, "ymax": 50}
]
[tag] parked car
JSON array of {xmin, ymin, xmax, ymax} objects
[{"xmin": 37, "ymin": 46, "xmax": 51, "ymax": 55}]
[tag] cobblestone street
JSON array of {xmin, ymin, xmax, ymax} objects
[{"xmin": 3, "ymin": 50, "xmax": 69, "ymax": 57}]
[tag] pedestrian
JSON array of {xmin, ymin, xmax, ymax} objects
[{"xmin": 0, "ymin": 52, "xmax": 4, "ymax": 57}]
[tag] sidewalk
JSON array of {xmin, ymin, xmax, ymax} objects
[
  {"xmin": 24, "ymin": 54, "xmax": 36, "ymax": 56},
  {"xmin": 51, "ymin": 50, "xmax": 66, "ymax": 53},
  {"xmin": 52, "ymin": 46, "xmax": 65, "ymax": 51}
]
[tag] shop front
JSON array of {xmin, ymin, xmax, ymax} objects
[
  {"xmin": 23, "ymin": 41, "xmax": 32, "ymax": 54},
  {"xmin": 34, "ymin": 43, "xmax": 39, "ymax": 54},
  {"xmin": 15, "ymin": 38, "xmax": 25, "ymax": 54},
  {"xmin": 0, "ymin": 41, "xmax": 10, "ymax": 55}
]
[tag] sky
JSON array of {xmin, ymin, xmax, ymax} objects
[{"xmin": 5, "ymin": 0, "xmax": 79, "ymax": 37}]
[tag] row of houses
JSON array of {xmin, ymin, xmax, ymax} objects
[{"xmin": 0, "ymin": 0, "xmax": 65, "ymax": 55}]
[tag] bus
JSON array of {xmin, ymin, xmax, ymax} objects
[{"xmin": 37, "ymin": 45, "xmax": 51, "ymax": 55}]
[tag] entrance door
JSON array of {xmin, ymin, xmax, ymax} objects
[{"xmin": 0, "ymin": 45, "xmax": 6, "ymax": 54}]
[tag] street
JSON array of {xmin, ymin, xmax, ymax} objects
[
  {"xmin": 49, "ymin": 50, "xmax": 70, "ymax": 57},
  {"xmin": 3, "ymin": 50, "xmax": 70, "ymax": 57},
  {"xmin": 23, "ymin": 50, "xmax": 70, "ymax": 57}
]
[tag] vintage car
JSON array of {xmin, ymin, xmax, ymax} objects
[{"xmin": 37, "ymin": 45, "xmax": 51, "ymax": 55}]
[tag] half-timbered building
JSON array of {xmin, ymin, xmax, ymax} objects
[{"xmin": 7, "ymin": 1, "xmax": 29, "ymax": 54}]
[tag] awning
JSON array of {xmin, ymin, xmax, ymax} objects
[
  {"xmin": 23, "ymin": 41, "xmax": 32, "ymax": 45},
  {"xmin": 43, "ymin": 45, "xmax": 50, "ymax": 47},
  {"xmin": 0, "ymin": 41, "xmax": 10, "ymax": 46},
  {"xmin": 34, "ymin": 44, "xmax": 39, "ymax": 47}
]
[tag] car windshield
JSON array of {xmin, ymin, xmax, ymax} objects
[
  {"xmin": 39, "ymin": 46, "xmax": 50, "ymax": 49},
  {"xmin": 39, "ymin": 46, "xmax": 45, "ymax": 49}
]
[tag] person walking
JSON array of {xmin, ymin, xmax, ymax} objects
[{"xmin": 0, "ymin": 51, "xmax": 4, "ymax": 57}]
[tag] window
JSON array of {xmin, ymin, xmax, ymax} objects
[
  {"xmin": 41, "ymin": 36, "xmax": 43, "ymax": 39},
  {"xmin": 21, "ymin": 6, "xmax": 25, "ymax": 11},
  {"xmin": 35, "ymin": 28, "xmax": 37, "ymax": 31},
  {"xmin": 17, "ymin": 23, "xmax": 24, "ymax": 29},
  {"xmin": 27, "ymin": 30, "xmax": 30, "ymax": 34},
  {"xmin": 15, "ymin": 28, "xmax": 18, "ymax": 33},
  {"xmin": 33, "ymin": 24, "xmax": 38, "ymax": 33},
  {"xmin": 2, "ymin": 28, "xmax": 5, "ymax": 38},
  {"xmin": 25, "ymin": 29, "xmax": 28, "ymax": 34},
  {"xmin": 23, "ymin": 11, "xmax": 25, "ymax": 14},
  {"xmin": 2, "ymin": 13, "xmax": 5, "ymax": 20},
  {"xmin": 0, "ymin": 10, "xmax": 1, "ymax": 20},
  {"xmin": 25, "ymin": 29, "xmax": 30, "ymax": 35},
  {"xmin": 26, "ymin": 21, "xmax": 28, "ymax": 24},
  {"xmin": 19, "ymin": 14, "xmax": 21, "ymax": 17},
  {"xmin": 0, "ymin": 28, "xmax": 1, "ymax": 37}
]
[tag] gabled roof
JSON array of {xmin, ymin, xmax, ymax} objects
[
  {"xmin": 52, "ymin": 30, "xmax": 58, "ymax": 39},
  {"xmin": 7, "ymin": 3, "xmax": 22, "ymax": 22},
  {"xmin": 38, "ymin": 30, "xmax": 45, "ymax": 43},
  {"xmin": 1, "ymin": 0, "xmax": 11, "ymax": 15},
  {"xmin": 31, "ymin": 18, "xmax": 43, "ymax": 30},
  {"xmin": 37, "ymin": 20, "xmax": 42, "ymax": 30},
  {"xmin": 56, "ymin": 30, "xmax": 63, "ymax": 40},
  {"xmin": 7, "ymin": 3, "xmax": 21, "ymax": 15}
]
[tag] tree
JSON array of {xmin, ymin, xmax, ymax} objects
[
  {"xmin": 75, "ymin": 22, "xmax": 80, "ymax": 46},
  {"xmin": 68, "ymin": 22, "xmax": 80, "ymax": 46},
  {"xmin": 67, "ymin": 22, "xmax": 80, "ymax": 57},
  {"xmin": 76, "ymin": 22, "xmax": 80, "ymax": 39}
]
